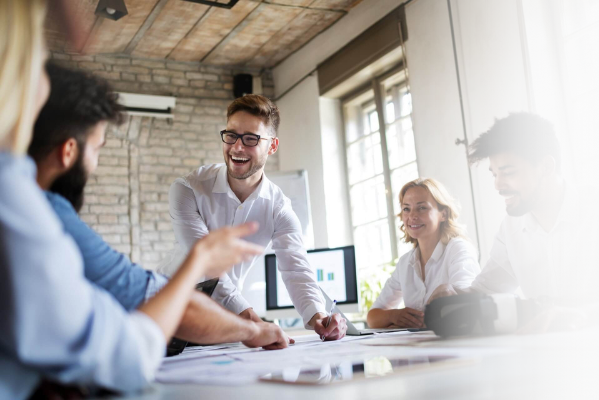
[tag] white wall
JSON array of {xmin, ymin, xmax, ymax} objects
[
  {"xmin": 276, "ymin": 74, "xmax": 329, "ymax": 248},
  {"xmin": 450, "ymin": 0, "xmax": 532, "ymax": 261},
  {"xmin": 403, "ymin": 0, "xmax": 482, "ymax": 257},
  {"xmin": 319, "ymin": 97, "xmax": 353, "ymax": 248},
  {"xmin": 276, "ymin": 74, "xmax": 354, "ymax": 251},
  {"xmin": 273, "ymin": 0, "xmax": 405, "ymax": 98}
]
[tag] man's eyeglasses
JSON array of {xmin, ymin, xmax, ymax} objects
[{"xmin": 220, "ymin": 130, "xmax": 270, "ymax": 147}]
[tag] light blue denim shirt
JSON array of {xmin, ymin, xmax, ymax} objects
[
  {"xmin": 0, "ymin": 152, "xmax": 164, "ymax": 399},
  {"xmin": 44, "ymin": 191, "xmax": 168, "ymax": 310}
]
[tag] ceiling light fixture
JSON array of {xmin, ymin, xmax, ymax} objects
[
  {"xmin": 182, "ymin": 0, "xmax": 239, "ymax": 10},
  {"xmin": 95, "ymin": 0, "xmax": 128, "ymax": 21}
]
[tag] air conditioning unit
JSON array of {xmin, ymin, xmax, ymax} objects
[{"xmin": 116, "ymin": 92, "xmax": 176, "ymax": 119}]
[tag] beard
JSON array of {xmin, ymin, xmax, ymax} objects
[
  {"xmin": 49, "ymin": 151, "xmax": 89, "ymax": 213},
  {"xmin": 225, "ymin": 152, "xmax": 267, "ymax": 180},
  {"xmin": 502, "ymin": 185, "xmax": 542, "ymax": 217}
]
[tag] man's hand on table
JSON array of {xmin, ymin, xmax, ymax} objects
[
  {"xmin": 239, "ymin": 307, "xmax": 295, "ymax": 349},
  {"xmin": 309, "ymin": 312, "xmax": 347, "ymax": 341},
  {"xmin": 243, "ymin": 321, "xmax": 294, "ymax": 350}
]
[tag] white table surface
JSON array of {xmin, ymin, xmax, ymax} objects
[{"xmin": 104, "ymin": 328, "xmax": 598, "ymax": 400}]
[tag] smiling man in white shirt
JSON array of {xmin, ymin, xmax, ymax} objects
[
  {"xmin": 163, "ymin": 94, "xmax": 347, "ymax": 341},
  {"xmin": 430, "ymin": 113, "xmax": 596, "ymax": 309}
]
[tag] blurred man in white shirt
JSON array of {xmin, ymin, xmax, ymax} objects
[
  {"xmin": 430, "ymin": 113, "xmax": 596, "ymax": 311},
  {"xmin": 162, "ymin": 95, "xmax": 347, "ymax": 340}
]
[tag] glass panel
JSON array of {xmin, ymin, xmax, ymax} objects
[
  {"xmin": 368, "ymin": 110, "xmax": 379, "ymax": 133},
  {"xmin": 400, "ymin": 92, "xmax": 412, "ymax": 117},
  {"xmin": 344, "ymin": 89, "xmax": 375, "ymax": 144},
  {"xmin": 354, "ymin": 219, "xmax": 392, "ymax": 269},
  {"xmin": 386, "ymin": 120, "xmax": 417, "ymax": 170},
  {"xmin": 390, "ymin": 162, "xmax": 419, "ymax": 215},
  {"xmin": 385, "ymin": 101, "xmax": 395, "ymax": 124},
  {"xmin": 347, "ymin": 134, "xmax": 383, "ymax": 185},
  {"xmin": 345, "ymin": 108, "xmax": 362, "ymax": 144},
  {"xmin": 350, "ymin": 175, "xmax": 387, "ymax": 226}
]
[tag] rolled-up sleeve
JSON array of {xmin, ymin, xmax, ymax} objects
[
  {"xmin": 211, "ymin": 273, "xmax": 252, "ymax": 315},
  {"xmin": 272, "ymin": 201, "xmax": 326, "ymax": 327},
  {"xmin": 0, "ymin": 161, "xmax": 164, "ymax": 395},
  {"xmin": 144, "ymin": 272, "xmax": 169, "ymax": 301}
]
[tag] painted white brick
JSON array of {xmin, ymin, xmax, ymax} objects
[{"xmin": 51, "ymin": 52, "xmax": 276, "ymax": 262}]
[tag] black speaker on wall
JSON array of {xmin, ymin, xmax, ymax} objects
[{"xmin": 233, "ymin": 74, "xmax": 253, "ymax": 98}]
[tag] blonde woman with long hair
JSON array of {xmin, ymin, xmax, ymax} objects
[
  {"xmin": 367, "ymin": 178, "xmax": 480, "ymax": 329},
  {"xmin": 0, "ymin": 1, "xmax": 272, "ymax": 398}
]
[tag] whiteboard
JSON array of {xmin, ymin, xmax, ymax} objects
[
  {"xmin": 240, "ymin": 169, "xmax": 314, "ymax": 317},
  {"xmin": 267, "ymin": 169, "xmax": 314, "ymax": 249}
]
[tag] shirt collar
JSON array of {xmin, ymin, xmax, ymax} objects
[
  {"xmin": 430, "ymin": 240, "xmax": 447, "ymax": 262},
  {"xmin": 212, "ymin": 164, "xmax": 230, "ymax": 194},
  {"xmin": 212, "ymin": 164, "xmax": 272, "ymax": 202},
  {"xmin": 408, "ymin": 240, "xmax": 445, "ymax": 268}
]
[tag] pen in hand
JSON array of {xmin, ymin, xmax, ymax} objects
[{"xmin": 321, "ymin": 300, "xmax": 337, "ymax": 341}]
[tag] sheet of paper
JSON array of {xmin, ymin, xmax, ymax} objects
[{"xmin": 155, "ymin": 331, "xmax": 503, "ymax": 386}]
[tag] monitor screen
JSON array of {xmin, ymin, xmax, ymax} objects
[{"xmin": 265, "ymin": 245, "xmax": 358, "ymax": 310}]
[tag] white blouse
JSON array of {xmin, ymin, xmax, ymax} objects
[{"xmin": 372, "ymin": 238, "xmax": 480, "ymax": 312}]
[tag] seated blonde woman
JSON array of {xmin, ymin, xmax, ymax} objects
[{"xmin": 367, "ymin": 178, "xmax": 480, "ymax": 329}]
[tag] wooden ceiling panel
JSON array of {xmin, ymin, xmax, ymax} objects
[
  {"xmin": 203, "ymin": 4, "xmax": 303, "ymax": 65},
  {"xmin": 85, "ymin": 0, "xmax": 161, "ymax": 54},
  {"xmin": 270, "ymin": 0, "xmax": 315, "ymax": 6},
  {"xmin": 132, "ymin": 0, "xmax": 209, "ymax": 59},
  {"xmin": 310, "ymin": 0, "xmax": 362, "ymax": 11},
  {"xmin": 167, "ymin": 0, "xmax": 259, "ymax": 62},
  {"xmin": 45, "ymin": 0, "xmax": 97, "ymax": 52},
  {"xmin": 247, "ymin": 9, "xmax": 337, "ymax": 68},
  {"xmin": 253, "ymin": 9, "xmax": 342, "ymax": 68},
  {"xmin": 44, "ymin": 0, "xmax": 362, "ymax": 69}
]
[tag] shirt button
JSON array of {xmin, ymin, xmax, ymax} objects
[{"xmin": 238, "ymin": 205, "xmax": 243, "ymax": 209}]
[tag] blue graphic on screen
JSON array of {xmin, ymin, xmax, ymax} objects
[{"xmin": 276, "ymin": 249, "xmax": 347, "ymax": 307}]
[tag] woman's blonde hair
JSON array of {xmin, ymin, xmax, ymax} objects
[
  {"xmin": 398, "ymin": 178, "xmax": 467, "ymax": 247},
  {"xmin": 0, "ymin": 0, "xmax": 47, "ymax": 155}
]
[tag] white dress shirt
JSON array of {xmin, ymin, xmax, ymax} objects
[
  {"xmin": 161, "ymin": 163, "xmax": 326, "ymax": 325},
  {"xmin": 372, "ymin": 238, "xmax": 480, "ymax": 312},
  {"xmin": 471, "ymin": 187, "xmax": 596, "ymax": 302}
]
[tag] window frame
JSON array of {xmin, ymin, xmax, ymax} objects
[{"xmin": 341, "ymin": 66, "xmax": 419, "ymax": 267}]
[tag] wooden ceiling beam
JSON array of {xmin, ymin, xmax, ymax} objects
[
  {"xmin": 165, "ymin": 6, "xmax": 215, "ymax": 60},
  {"xmin": 200, "ymin": 2, "xmax": 267, "ymax": 63},
  {"xmin": 167, "ymin": 0, "xmax": 259, "ymax": 62},
  {"xmin": 123, "ymin": 0, "xmax": 171, "ymax": 54}
]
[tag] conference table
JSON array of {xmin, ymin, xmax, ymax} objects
[{"xmin": 108, "ymin": 327, "xmax": 597, "ymax": 400}]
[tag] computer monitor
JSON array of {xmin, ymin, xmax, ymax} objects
[{"xmin": 265, "ymin": 245, "xmax": 359, "ymax": 320}]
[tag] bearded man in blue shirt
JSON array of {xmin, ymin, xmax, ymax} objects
[{"xmin": 27, "ymin": 62, "xmax": 289, "ymax": 350}]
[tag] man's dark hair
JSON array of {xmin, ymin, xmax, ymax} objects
[
  {"xmin": 227, "ymin": 94, "xmax": 280, "ymax": 136},
  {"xmin": 28, "ymin": 61, "xmax": 124, "ymax": 163},
  {"xmin": 468, "ymin": 112, "xmax": 561, "ymax": 170},
  {"xmin": 28, "ymin": 62, "xmax": 124, "ymax": 211}
]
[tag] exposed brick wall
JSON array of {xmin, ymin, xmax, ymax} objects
[{"xmin": 50, "ymin": 52, "xmax": 279, "ymax": 270}]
